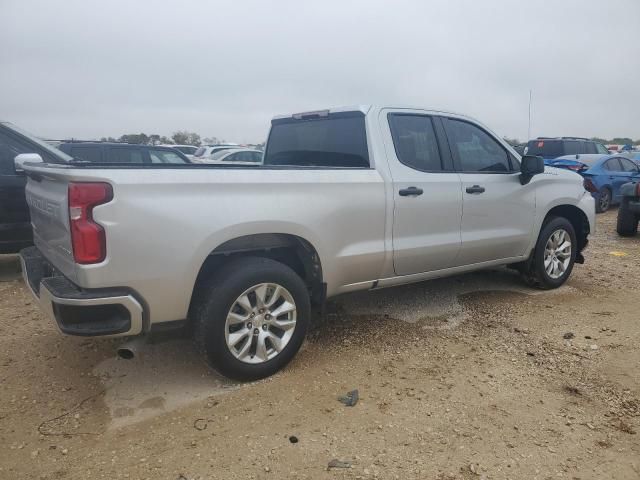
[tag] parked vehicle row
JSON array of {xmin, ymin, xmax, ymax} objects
[
  {"xmin": 161, "ymin": 144, "xmax": 198, "ymax": 160},
  {"xmin": 17, "ymin": 105, "xmax": 594, "ymax": 380},
  {"xmin": 58, "ymin": 142, "xmax": 190, "ymax": 164},
  {"xmin": 524, "ymin": 137, "xmax": 610, "ymax": 163}
]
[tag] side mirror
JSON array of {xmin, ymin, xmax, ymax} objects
[
  {"xmin": 14, "ymin": 153, "xmax": 43, "ymax": 173},
  {"xmin": 520, "ymin": 155, "xmax": 544, "ymax": 185}
]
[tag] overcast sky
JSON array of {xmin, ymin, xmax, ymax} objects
[{"xmin": 1, "ymin": 0, "xmax": 639, "ymax": 143}]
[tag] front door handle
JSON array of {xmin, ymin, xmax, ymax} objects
[
  {"xmin": 399, "ymin": 186, "xmax": 424, "ymax": 197},
  {"xmin": 465, "ymin": 185, "xmax": 485, "ymax": 194}
]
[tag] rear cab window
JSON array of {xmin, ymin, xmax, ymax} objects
[{"xmin": 264, "ymin": 111, "xmax": 369, "ymax": 168}]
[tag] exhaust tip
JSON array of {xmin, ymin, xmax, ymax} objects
[{"xmin": 116, "ymin": 347, "xmax": 135, "ymax": 360}]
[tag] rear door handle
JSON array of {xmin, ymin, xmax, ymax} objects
[
  {"xmin": 465, "ymin": 185, "xmax": 485, "ymax": 194},
  {"xmin": 398, "ymin": 186, "xmax": 424, "ymax": 197}
]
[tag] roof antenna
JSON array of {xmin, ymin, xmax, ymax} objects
[{"xmin": 528, "ymin": 89, "xmax": 533, "ymax": 140}]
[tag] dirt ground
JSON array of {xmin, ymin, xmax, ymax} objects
[{"xmin": 1, "ymin": 210, "xmax": 639, "ymax": 480}]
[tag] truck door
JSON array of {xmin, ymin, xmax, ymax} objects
[
  {"xmin": 441, "ymin": 117, "xmax": 535, "ymax": 265},
  {"xmin": 382, "ymin": 111, "xmax": 462, "ymax": 275}
]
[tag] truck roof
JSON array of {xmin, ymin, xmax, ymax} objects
[{"xmin": 272, "ymin": 105, "xmax": 478, "ymax": 123}]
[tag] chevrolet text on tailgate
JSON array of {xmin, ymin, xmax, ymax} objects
[{"xmin": 20, "ymin": 106, "xmax": 595, "ymax": 380}]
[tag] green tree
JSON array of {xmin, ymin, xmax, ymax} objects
[
  {"xmin": 611, "ymin": 137, "xmax": 633, "ymax": 145},
  {"xmin": 119, "ymin": 133, "xmax": 149, "ymax": 144}
]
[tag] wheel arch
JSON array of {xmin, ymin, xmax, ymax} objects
[
  {"xmin": 189, "ymin": 233, "xmax": 325, "ymax": 316},
  {"xmin": 543, "ymin": 204, "xmax": 590, "ymax": 260}
]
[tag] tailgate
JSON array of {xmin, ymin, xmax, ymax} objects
[{"xmin": 24, "ymin": 169, "xmax": 77, "ymax": 281}]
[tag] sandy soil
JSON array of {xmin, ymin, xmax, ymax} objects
[{"xmin": 1, "ymin": 210, "xmax": 638, "ymax": 480}]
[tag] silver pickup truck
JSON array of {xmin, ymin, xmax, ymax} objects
[{"xmin": 19, "ymin": 106, "xmax": 595, "ymax": 380}]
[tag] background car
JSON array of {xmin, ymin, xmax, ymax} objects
[
  {"xmin": 58, "ymin": 142, "xmax": 190, "ymax": 164},
  {"xmin": 525, "ymin": 137, "xmax": 609, "ymax": 164},
  {"xmin": 201, "ymin": 148, "xmax": 263, "ymax": 165},
  {"xmin": 192, "ymin": 144, "xmax": 241, "ymax": 162},
  {"xmin": 616, "ymin": 151, "xmax": 640, "ymax": 162},
  {"xmin": 0, "ymin": 121, "xmax": 73, "ymax": 253},
  {"xmin": 549, "ymin": 154, "xmax": 640, "ymax": 213},
  {"xmin": 161, "ymin": 144, "xmax": 198, "ymax": 160}
]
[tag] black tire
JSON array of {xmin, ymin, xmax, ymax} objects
[
  {"xmin": 595, "ymin": 187, "xmax": 611, "ymax": 213},
  {"xmin": 617, "ymin": 200, "xmax": 639, "ymax": 236},
  {"xmin": 192, "ymin": 256, "xmax": 310, "ymax": 381},
  {"xmin": 522, "ymin": 216, "xmax": 577, "ymax": 290}
]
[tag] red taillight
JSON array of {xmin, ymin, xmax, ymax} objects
[
  {"xmin": 583, "ymin": 178, "xmax": 598, "ymax": 193},
  {"xmin": 68, "ymin": 182, "xmax": 113, "ymax": 264}
]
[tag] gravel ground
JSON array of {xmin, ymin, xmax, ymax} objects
[{"xmin": 1, "ymin": 210, "xmax": 639, "ymax": 479}]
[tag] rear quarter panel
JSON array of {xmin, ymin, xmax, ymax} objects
[{"xmin": 33, "ymin": 167, "xmax": 388, "ymax": 324}]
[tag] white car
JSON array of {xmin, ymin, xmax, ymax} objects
[
  {"xmin": 192, "ymin": 144, "xmax": 241, "ymax": 163},
  {"xmin": 201, "ymin": 148, "xmax": 263, "ymax": 165},
  {"xmin": 161, "ymin": 144, "xmax": 198, "ymax": 161}
]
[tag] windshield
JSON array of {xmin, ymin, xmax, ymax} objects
[{"xmin": 1, "ymin": 122, "xmax": 73, "ymax": 162}]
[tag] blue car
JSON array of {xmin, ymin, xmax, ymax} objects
[{"xmin": 547, "ymin": 154, "xmax": 640, "ymax": 213}]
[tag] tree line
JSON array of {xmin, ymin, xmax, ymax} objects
[{"xmin": 99, "ymin": 131, "xmax": 225, "ymax": 146}]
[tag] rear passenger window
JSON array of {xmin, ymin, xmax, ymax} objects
[
  {"xmin": 564, "ymin": 141, "xmax": 579, "ymax": 155},
  {"xmin": 585, "ymin": 142, "xmax": 597, "ymax": 154},
  {"xmin": 107, "ymin": 148, "xmax": 144, "ymax": 163},
  {"xmin": 388, "ymin": 114, "xmax": 442, "ymax": 171},
  {"xmin": 446, "ymin": 119, "xmax": 511, "ymax": 172},
  {"xmin": 604, "ymin": 159, "xmax": 622, "ymax": 171},
  {"xmin": 70, "ymin": 146, "xmax": 101, "ymax": 163}
]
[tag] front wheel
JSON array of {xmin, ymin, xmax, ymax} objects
[
  {"xmin": 192, "ymin": 256, "xmax": 310, "ymax": 381},
  {"xmin": 522, "ymin": 216, "xmax": 577, "ymax": 289}
]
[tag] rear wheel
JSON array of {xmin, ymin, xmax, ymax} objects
[
  {"xmin": 192, "ymin": 256, "xmax": 310, "ymax": 381},
  {"xmin": 595, "ymin": 187, "xmax": 611, "ymax": 213},
  {"xmin": 617, "ymin": 199, "xmax": 639, "ymax": 236},
  {"xmin": 522, "ymin": 216, "xmax": 576, "ymax": 289}
]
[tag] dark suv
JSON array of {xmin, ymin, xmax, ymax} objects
[
  {"xmin": 0, "ymin": 122, "xmax": 74, "ymax": 254},
  {"xmin": 58, "ymin": 142, "xmax": 190, "ymax": 164},
  {"xmin": 525, "ymin": 137, "xmax": 609, "ymax": 161}
]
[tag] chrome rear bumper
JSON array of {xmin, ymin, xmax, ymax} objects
[{"xmin": 19, "ymin": 246, "xmax": 144, "ymax": 337}]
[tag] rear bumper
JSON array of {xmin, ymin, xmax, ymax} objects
[{"xmin": 19, "ymin": 246, "xmax": 144, "ymax": 337}]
